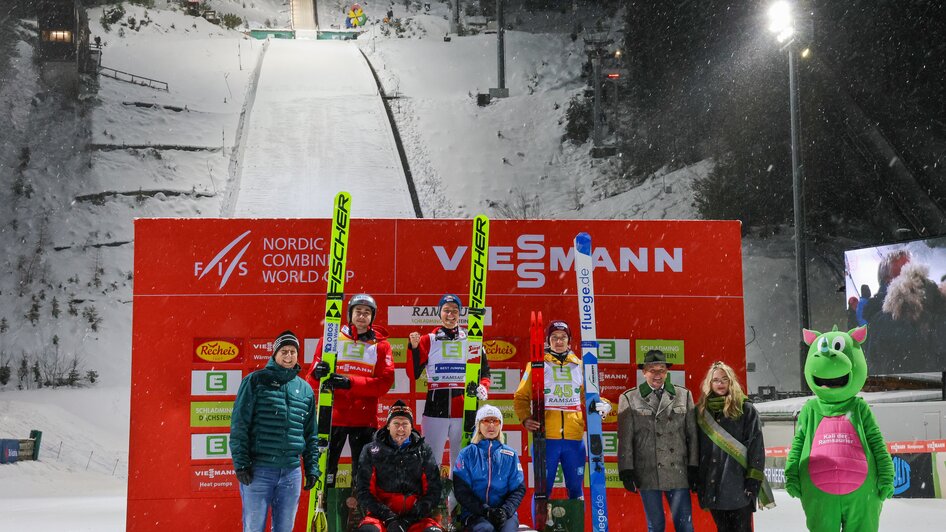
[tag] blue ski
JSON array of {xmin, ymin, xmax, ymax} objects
[{"xmin": 574, "ymin": 232, "xmax": 609, "ymax": 532}]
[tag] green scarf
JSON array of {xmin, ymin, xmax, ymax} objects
[
  {"xmin": 706, "ymin": 396, "xmax": 727, "ymax": 413},
  {"xmin": 697, "ymin": 408, "xmax": 776, "ymax": 510}
]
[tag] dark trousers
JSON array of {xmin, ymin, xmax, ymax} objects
[
  {"xmin": 327, "ymin": 426, "xmax": 376, "ymax": 488},
  {"xmin": 709, "ymin": 504, "xmax": 754, "ymax": 532}
]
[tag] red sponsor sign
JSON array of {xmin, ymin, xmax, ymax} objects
[
  {"xmin": 767, "ymin": 439, "xmax": 946, "ymax": 458},
  {"xmin": 887, "ymin": 439, "xmax": 946, "ymax": 454},
  {"xmin": 130, "ymin": 218, "xmax": 745, "ymax": 531},
  {"xmin": 191, "ymin": 465, "xmax": 238, "ymax": 492},
  {"xmin": 765, "ymin": 446, "xmax": 792, "ymax": 458},
  {"xmin": 247, "ymin": 338, "xmax": 274, "ymax": 362}
]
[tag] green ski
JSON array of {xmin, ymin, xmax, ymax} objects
[
  {"xmin": 461, "ymin": 214, "xmax": 490, "ymax": 447},
  {"xmin": 308, "ymin": 191, "xmax": 352, "ymax": 532}
]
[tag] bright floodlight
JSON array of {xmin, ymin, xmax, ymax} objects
[{"xmin": 767, "ymin": 1, "xmax": 795, "ymax": 43}]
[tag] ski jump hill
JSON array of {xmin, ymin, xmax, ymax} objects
[{"xmin": 229, "ymin": 38, "xmax": 416, "ymax": 218}]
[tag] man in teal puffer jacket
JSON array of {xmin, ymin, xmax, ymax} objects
[
  {"xmin": 453, "ymin": 405, "xmax": 525, "ymax": 532},
  {"xmin": 230, "ymin": 330, "xmax": 320, "ymax": 532}
]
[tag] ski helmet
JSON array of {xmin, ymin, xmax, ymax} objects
[
  {"xmin": 348, "ymin": 293, "xmax": 377, "ymax": 324},
  {"xmin": 546, "ymin": 320, "xmax": 571, "ymax": 342}
]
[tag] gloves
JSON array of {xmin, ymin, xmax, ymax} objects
[
  {"xmin": 593, "ymin": 399, "xmax": 612, "ymax": 417},
  {"xmin": 476, "ymin": 384, "xmax": 489, "ymax": 400},
  {"xmin": 384, "ymin": 517, "xmax": 409, "ymax": 532},
  {"xmin": 619, "ymin": 469, "xmax": 637, "ymax": 493},
  {"xmin": 745, "ymin": 478, "xmax": 761, "ymax": 500},
  {"xmin": 486, "ymin": 507, "xmax": 509, "ymax": 526},
  {"xmin": 312, "ymin": 361, "xmax": 331, "ymax": 379},
  {"xmin": 687, "ymin": 466, "xmax": 700, "ymax": 492},
  {"xmin": 235, "ymin": 467, "xmax": 253, "ymax": 485},
  {"xmin": 879, "ymin": 483, "xmax": 894, "ymax": 500},
  {"xmin": 303, "ymin": 474, "xmax": 318, "ymax": 491},
  {"xmin": 322, "ymin": 373, "xmax": 352, "ymax": 390}
]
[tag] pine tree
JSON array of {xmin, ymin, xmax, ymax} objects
[
  {"xmin": 26, "ymin": 300, "xmax": 40, "ymax": 325},
  {"xmin": 51, "ymin": 297, "xmax": 60, "ymax": 319},
  {"xmin": 18, "ymin": 356, "xmax": 28, "ymax": 388},
  {"xmin": 31, "ymin": 360, "xmax": 41, "ymax": 388}
]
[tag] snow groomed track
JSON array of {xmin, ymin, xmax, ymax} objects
[{"xmin": 232, "ymin": 39, "xmax": 415, "ymax": 218}]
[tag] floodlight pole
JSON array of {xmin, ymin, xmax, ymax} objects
[{"xmin": 787, "ymin": 41, "xmax": 810, "ymax": 391}]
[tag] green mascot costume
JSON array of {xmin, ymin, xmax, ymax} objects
[{"xmin": 784, "ymin": 325, "xmax": 895, "ymax": 531}]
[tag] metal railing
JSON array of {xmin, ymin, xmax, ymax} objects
[{"xmin": 98, "ymin": 65, "xmax": 169, "ymax": 91}]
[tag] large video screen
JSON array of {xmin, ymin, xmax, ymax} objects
[{"xmin": 844, "ymin": 236, "xmax": 946, "ymax": 374}]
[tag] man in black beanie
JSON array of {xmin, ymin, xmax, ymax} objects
[
  {"xmin": 230, "ymin": 330, "xmax": 319, "ymax": 532},
  {"xmin": 353, "ymin": 400, "xmax": 444, "ymax": 532}
]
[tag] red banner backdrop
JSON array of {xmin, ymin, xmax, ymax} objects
[{"xmin": 129, "ymin": 218, "xmax": 746, "ymax": 531}]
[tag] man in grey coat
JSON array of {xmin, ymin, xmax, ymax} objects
[{"xmin": 617, "ymin": 349, "xmax": 698, "ymax": 532}]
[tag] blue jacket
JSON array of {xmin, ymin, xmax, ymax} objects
[
  {"xmin": 452, "ymin": 438, "xmax": 526, "ymax": 521},
  {"xmin": 229, "ymin": 357, "xmax": 319, "ymax": 476}
]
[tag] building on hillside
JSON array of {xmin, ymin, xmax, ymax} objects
[{"xmin": 36, "ymin": 0, "xmax": 93, "ymax": 93}]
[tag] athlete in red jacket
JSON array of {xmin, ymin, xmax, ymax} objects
[{"xmin": 307, "ymin": 294, "xmax": 395, "ymax": 488}]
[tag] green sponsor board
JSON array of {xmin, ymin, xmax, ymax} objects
[
  {"xmin": 415, "ymin": 370, "xmax": 428, "ymax": 393},
  {"xmin": 190, "ymin": 401, "xmax": 234, "ymax": 427},
  {"xmin": 333, "ymin": 464, "xmax": 353, "ymax": 489},
  {"xmin": 635, "ymin": 339, "xmax": 685, "ymax": 365},
  {"xmin": 389, "ymin": 338, "xmax": 408, "ymax": 364}
]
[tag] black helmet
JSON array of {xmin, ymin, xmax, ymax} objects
[{"xmin": 348, "ymin": 293, "xmax": 377, "ymax": 324}]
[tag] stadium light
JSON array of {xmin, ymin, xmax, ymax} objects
[{"xmin": 768, "ymin": 1, "xmax": 809, "ymax": 391}]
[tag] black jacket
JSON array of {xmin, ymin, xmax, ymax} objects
[
  {"xmin": 355, "ymin": 428, "xmax": 443, "ymax": 522},
  {"xmin": 696, "ymin": 401, "xmax": 764, "ymax": 511}
]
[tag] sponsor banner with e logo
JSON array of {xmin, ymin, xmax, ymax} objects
[
  {"xmin": 596, "ymin": 339, "xmax": 630, "ymax": 364},
  {"xmin": 193, "ymin": 338, "xmax": 243, "ymax": 364},
  {"xmin": 191, "ymin": 433, "xmax": 231, "ymax": 460},
  {"xmin": 191, "ymin": 370, "xmax": 242, "ymax": 396},
  {"xmin": 487, "ymin": 368, "xmax": 521, "ymax": 395},
  {"xmin": 191, "ymin": 402, "xmax": 234, "ymax": 427}
]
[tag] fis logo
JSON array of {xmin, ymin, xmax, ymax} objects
[{"xmin": 194, "ymin": 231, "xmax": 251, "ymax": 288}]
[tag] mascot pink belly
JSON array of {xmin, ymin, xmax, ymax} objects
[{"xmin": 808, "ymin": 415, "xmax": 868, "ymax": 495}]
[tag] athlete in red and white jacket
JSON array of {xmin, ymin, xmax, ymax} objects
[
  {"xmin": 306, "ymin": 294, "xmax": 395, "ymax": 488},
  {"xmin": 408, "ymin": 294, "xmax": 491, "ymax": 469}
]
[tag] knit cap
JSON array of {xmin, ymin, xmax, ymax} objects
[
  {"xmin": 438, "ymin": 293, "xmax": 462, "ymax": 312},
  {"xmin": 272, "ymin": 330, "xmax": 300, "ymax": 353},
  {"xmin": 475, "ymin": 404, "xmax": 503, "ymax": 429},
  {"xmin": 385, "ymin": 400, "xmax": 414, "ymax": 427}
]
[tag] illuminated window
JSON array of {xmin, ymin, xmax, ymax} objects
[{"xmin": 42, "ymin": 30, "xmax": 73, "ymax": 43}]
